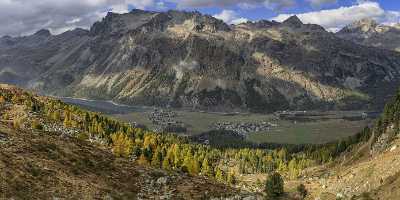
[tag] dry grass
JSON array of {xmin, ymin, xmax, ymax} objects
[{"xmin": 0, "ymin": 123, "xmax": 239, "ymax": 199}]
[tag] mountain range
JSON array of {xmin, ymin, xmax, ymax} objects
[{"xmin": 1, "ymin": 10, "xmax": 400, "ymax": 112}]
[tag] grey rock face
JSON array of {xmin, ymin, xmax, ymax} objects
[{"xmin": 1, "ymin": 11, "xmax": 400, "ymax": 112}]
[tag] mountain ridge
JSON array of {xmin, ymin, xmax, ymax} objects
[{"xmin": 1, "ymin": 10, "xmax": 400, "ymax": 112}]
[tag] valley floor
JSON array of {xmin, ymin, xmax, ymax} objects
[{"xmin": 61, "ymin": 97, "xmax": 372, "ymax": 144}]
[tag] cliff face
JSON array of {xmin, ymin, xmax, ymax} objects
[{"xmin": 1, "ymin": 11, "xmax": 400, "ymax": 112}]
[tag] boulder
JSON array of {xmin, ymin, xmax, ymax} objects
[{"xmin": 157, "ymin": 177, "xmax": 169, "ymax": 185}]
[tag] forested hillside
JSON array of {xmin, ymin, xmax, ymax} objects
[{"xmin": 0, "ymin": 84, "xmax": 375, "ymax": 190}]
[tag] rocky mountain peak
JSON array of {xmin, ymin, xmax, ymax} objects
[
  {"xmin": 166, "ymin": 10, "xmax": 230, "ymax": 32},
  {"xmin": 89, "ymin": 10, "xmax": 158, "ymax": 36},
  {"xmin": 34, "ymin": 29, "xmax": 51, "ymax": 37},
  {"xmin": 89, "ymin": 9, "xmax": 230, "ymax": 36},
  {"xmin": 353, "ymin": 18, "xmax": 378, "ymax": 28},
  {"xmin": 339, "ymin": 18, "xmax": 379, "ymax": 34},
  {"xmin": 282, "ymin": 15, "xmax": 303, "ymax": 28},
  {"xmin": 336, "ymin": 19, "xmax": 400, "ymax": 52}
]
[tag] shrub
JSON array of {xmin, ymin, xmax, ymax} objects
[
  {"xmin": 77, "ymin": 132, "xmax": 89, "ymax": 141},
  {"xmin": 296, "ymin": 183, "xmax": 307, "ymax": 199},
  {"xmin": 13, "ymin": 117, "xmax": 22, "ymax": 129},
  {"xmin": 32, "ymin": 119, "xmax": 43, "ymax": 130}
]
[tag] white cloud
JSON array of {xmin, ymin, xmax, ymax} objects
[
  {"xmin": 128, "ymin": 0, "xmax": 155, "ymax": 10},
  {"xmin": 272, "ymin": 1, "xmax": 400, "ymax": 32},
  {"xmin": 167, "ymin": 0, "xmax": 295, "ymax": 10},
  {"xmin": 213, "ymin": 10, "xmax": 248, "ymax": 25},
  {"xmin": 0, "ymin": 0, "xmax": 156, "ymax": 36}
]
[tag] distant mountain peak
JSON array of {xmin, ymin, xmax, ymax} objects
[
  {"xmin": 353, "ymin": 18, "xmax": 378, "ymax": 27},
  {"xmin": 34, "ymin": 29, "xmax": 51, "ymax": 37},
  {"xmin": 340, "ymin": 18, "xmax": 379, "ymax": 34},
  {"xmin": 336, "ymin": 18, "xmax": 400, "ymax": 52},
  {"xmin": 282, "ymin": 15, "xmax": 303, "ymax": 27}
]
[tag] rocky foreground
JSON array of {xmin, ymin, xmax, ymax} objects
[{"xmin": 0, "ymin": 121, "xmax": 259, "ymax": 199}]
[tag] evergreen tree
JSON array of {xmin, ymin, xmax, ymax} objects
[
  {"xmin": 182, "ymin": 152, "xmax": 192, "ymax": 173},
  {"xmin": 201, "ymin": 157, "xmax": 212, "ymax": 177},
  {"xmin": 151, "ymin": 147, "xmax": 163, "ymax": 167},
  {"xmin": 0, "ymin": 95, "xmax": 5, "ymax": 105},
  {"xmin": 110, "ymin": 132, "xmax": 134, "ymax": 157},
  {"xmin": 190, "ymin": 157, "xmax": 200, "ymax": 176},
  {"xmin": 265, "ymin": 172, "xmax": 284, "ymax": 198},
  {"xmin": 227, "ymin": 170, "xmax": 236, "ymax": 185},
  {"xmin": 215, "ymin": 167, "xmax": 224, "ymax": 182},
  {"xmin": 52, "ymin": 110, "xmax": 61, "ymax": 122},
  {"xmin": 63, "ymin": 110, "xmax": 71, "ymax": 127},
  {"xmin": 288, "ymin": 158, "xmax": 299, "ymax": 179},
  {"xmin": 162, "ymin": 157, "xmax": 171, "ymax": 170}
]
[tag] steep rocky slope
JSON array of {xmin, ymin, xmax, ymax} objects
[
  {"xmin": 2, "ymin": 10, "xmax": 400, "ymax": 112},
  {"xmin": 0, "ymin": 125, "xmax": 245, "ymax": 199},
  {"xmin": 303, "ymin": 138, "xmax": 400, "ymax": 199},
  {"xmin": 290, "ymin": 89, "xmax": 400, "ymax": 200},
  {"xmin": 337, "ymin": 18, "xmax": 400, "ymax": 52}
]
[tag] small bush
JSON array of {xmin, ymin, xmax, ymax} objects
[
  {"xmin": 32, "ymin": 119, "xmax": 43, "ymax": 130},
  {"xmin": 296, "ymin": 183, "xmax": 307, "ymax": 199},
  {"xmin": 77, "ymin": 132, "xmax": 89, "ymax": 141}
]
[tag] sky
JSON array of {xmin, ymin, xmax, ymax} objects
[{"xmin": 0, "ymin": 0, "xmax": 399, "ymax": 36}]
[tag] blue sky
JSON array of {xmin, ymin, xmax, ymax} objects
[
  {"xmin": 0, "ymin": 0, "xmax": 399, "ymax": 36},
  {"xmin": 144, "ymin": 0, "xmax": 399, "ymax": 20},
  {"xmin": 148, "ymin": 0, "xmax": 400, "ymax": 31}
]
